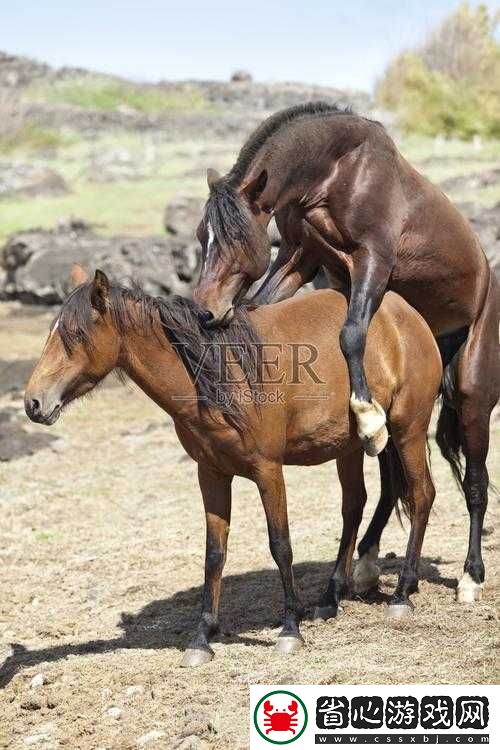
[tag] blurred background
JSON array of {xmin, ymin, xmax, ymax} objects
[
  {"xmin": 1, "ymin": 5, "xmax": 499, "ymax": 746},
  {"xmin": 0, "ymin": 0, "xmax": 499, "ymax": 307}
]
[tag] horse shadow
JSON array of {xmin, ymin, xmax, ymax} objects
[{"xmin": 0, "ymin": 556, "xmax": 457, "ymax": 689}]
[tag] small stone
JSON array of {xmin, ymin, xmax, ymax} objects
[
  {"xmin": 107, "ymin": 706, "xmax": 122, "ymax": 719},
  {"xmin": 126, "ymin": 685, "xmax": 145, "ymax": 697},
  {"xmin": 101, "ymin": 688, "xmax": 112, "ymax": 700},
  {"xmin": 137, "ymin": 730, "xmax": 166, "ymax": 746},
  {"xmin": 24, "ymin": 735, "xmax": 46, "ymax": 746},
  {"xmin": 21, "ymin": 697, "xmax": 42, "ymax": 711},
  {"xmin": 174, "ymin": 736, "xmax": 206, "ymax": 750},
  {"xmin": 30, "ymin": 673, "xmax": 45, "ymax": 689},
  {"xmin": 385, "ymin": 551, "xmax": 397, "ymax": 559}
]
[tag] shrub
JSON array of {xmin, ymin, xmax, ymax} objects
[{"xmin": 376, "ymin": 3, "xmax": 500, "ymax": 138}]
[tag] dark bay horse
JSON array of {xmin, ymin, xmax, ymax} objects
[
  {"xmin": 193, "ymin": 102, "xmax": 499, "ymax": 604},
  {"xmin": 25, "ymin": 268, "xmax": 441, "ymax": 666}
]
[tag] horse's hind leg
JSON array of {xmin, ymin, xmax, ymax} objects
[
  {"xmin": 455, "ymin": 309, "xmax": 498, "ymax": 602},
  {"xmin": 353, "ymin": 451, "xmax": 394, "ymax": 593},
  {"xmin": 256, "ymin": 464, "xmax": 305, "ymax": 653},
  {"xmin": 387, "ymin": 431, "xmax": 436, "ymax": 618},
  {"xmin": 181, "ymin": 464, "xmax": 232, "ymax": 667},
  {"xmin": 441, "ymin": 278, "xmax": 499, "ymax": 603},
  {"xmin": 315, "ymin": 450, "xmax": 367, "ymax": 619}
]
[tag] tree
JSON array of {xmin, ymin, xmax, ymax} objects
[{"xmin": 376, "ymin": 3, "xmax": 500, "ymax": 138}]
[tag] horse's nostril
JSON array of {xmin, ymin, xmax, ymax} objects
[
  {"xmin": 30, "ymin": 398, "xmax": 40, "ymax": 415},
  {"xmin": 198, "ymin": 309, "xmax": 214, "ymax": 326}
]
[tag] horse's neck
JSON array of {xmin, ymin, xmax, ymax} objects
[
  {"xmin": 245, "ymin": 120, "xmax": 341, "ymax": 210},
  {"xmin": 119, "ymin": 322, "xmax": 199, "ymax": 425}
]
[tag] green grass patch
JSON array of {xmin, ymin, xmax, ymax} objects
[
  {"xmin": 0, "ymin": 122, "xmax": 79, "ymax": 155},
  {"xmin": 34, "ymin": 529, "xmax": 61, "ymax": 543},
  {"xmin": 26, "ymin": 76, "xmax": 208, "ymax": 113},
  {"xmin": 0, "ymin": 175, "xmax": 206, "ymax": 245}
]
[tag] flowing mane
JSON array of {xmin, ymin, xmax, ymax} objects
[{"xmin": 56, "ymin": 282, "xmax": 261, "ymax": 430}]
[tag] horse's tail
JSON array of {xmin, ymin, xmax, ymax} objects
[
  {"xmin": 436, "ymin": 393, "xmax": 464, "ymax": 490},
  {"xmin": 382, "ymin": 437, "xmax": 411, "ymax": 522}
]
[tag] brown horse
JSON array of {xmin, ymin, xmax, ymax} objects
[
  {"xmin": 193, "ymin": 102, "xmax": 499, "ymax": 603},
  {"xmin": 25, "ymin": 267, "xmax": 441, "ymax": 666}
]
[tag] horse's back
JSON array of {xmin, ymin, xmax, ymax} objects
[{"xmin": 250, "ymin": 288, "xmax": 442, "ymax": 412}]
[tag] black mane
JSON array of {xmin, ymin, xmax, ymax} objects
[
  {"xmin": 204, "ymin": 179, "xmax": 264, "ymax": 260},
  {"xmin": 57, "ymin": 282, "xmax": 261, "ymax": 431},
  {"xmin": 230, "ymin": 101, "xmax": 352, "ymax": 182}
]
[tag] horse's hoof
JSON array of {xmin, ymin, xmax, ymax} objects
[
  {"xmin": 353, "ymin": 547, "xmax": 380, "ymax": 593},
  {"xmin": 180, "ymin": 647, "xmax": 214, "ymax": 667},
  {"xmin": 350, "ymin": 397, "xmax": 388, "ymax": 457},
  {"xmin": 386, "ymin": 603, "xmax": 413, "ymax": 619},
  {"xmin": 274, "ymin": 634, "xmax": 304, "ymax": 654},
  {"xmin": 313, "ymin": 604, "xmax": 341, "ymax": 620},
  {"xmin": 363, "ymin": 425, "xmax": 389, "ymax": 457},
  {"xmin": 456, "ymin": 573, "xmax": 483, "ymax": 603}
]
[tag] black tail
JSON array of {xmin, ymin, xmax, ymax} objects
[
  {"xmin": 382, "ymin": 437, "xmax": 410, "ymax": 522},
  {"xmin": 435, "ymin": 348, "xmax": 465, "ymax": 493},
  {"xmin": 436, "ymin": 396, "xmax": 464, "ymax": 490}
]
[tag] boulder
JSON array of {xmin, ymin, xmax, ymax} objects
[
  {"xmin": 0, "ymin": 162, "xmax": 68, "ymax": 199},
  {"xmin": 441, "ymin": 168, "xmax": 500, "ymax": 193},
  {"xmin": 163, "ymin": 195, "xmax": 205, "ymax": 238},
  {"xmin": 0, "ymin": 221, "xmax": 199, "ymax": 305},
  {"xmin": 231, "ymin": 70, "xmax": 253, "ymax": 83}
]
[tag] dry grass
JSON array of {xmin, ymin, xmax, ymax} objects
[{"xmin": 0, "ymin": 303, "xmax": 498, "ymax": 749}]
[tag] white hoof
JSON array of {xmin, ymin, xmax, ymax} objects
[
  {"xmin": 456, "ymin": 573, "xmax": 483, "ymax": 603},
  {"xmin": 180, "ymin": 647, "xmax": 214, "ymax": 667},
  {"xmin": 274, "ymin": 634, "xmax": 304, "ymax": 654},
  {"xmin": 350, "ymin": 396, "xmax": 388, "ymax": 457},
  {"xmin": 353, "ymin": 546, "xmax": 381, "ymax": 593},
  {"xmin": 386, "ymin": 603, "xmax": 414, "ymax": 619}
]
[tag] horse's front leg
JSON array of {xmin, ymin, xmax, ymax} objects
[
  {"xmin": 181, "ymin": 464, "xmax": 232, "ymax": 667},
  {"xmin": 340, "ymin": 250, "xmax": 393, "ymax": 456},
  {"xmin": 256, "ymin": 464, "xmax": 305, "ymax": 653}
]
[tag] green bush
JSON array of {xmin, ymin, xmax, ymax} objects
[{"xmin": 376, "ymin": 3, "xmax": 500, "ymax": 138}]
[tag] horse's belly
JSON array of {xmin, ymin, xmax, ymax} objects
[{"xmin": 283, "ymin": 417, "xmax": 355, "ymax": 465}]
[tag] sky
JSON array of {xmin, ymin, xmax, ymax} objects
[{"xmin": 1, "ymin": 0, "xmax": 498, "ymax": 92}]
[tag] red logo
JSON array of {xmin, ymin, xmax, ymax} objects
[{"xmin": 254, "ymin": 690, "xmax": 308, "ymax": 744}]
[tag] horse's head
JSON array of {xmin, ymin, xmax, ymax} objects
[
  {"xmin": 193, "ymin": 168, "xmax": 271, "ymax": 328},
  {"xmin": 25, "ymin": 266, "xmax": 120, "ymax": 425}
]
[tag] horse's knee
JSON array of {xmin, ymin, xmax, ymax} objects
[
  {"xmin": 268, "ymin": 529, "xmax": 292, "ymax": 567},
  {"xmin": 205, "ymin": 544, "xmax": 226, "ymax": 574}
]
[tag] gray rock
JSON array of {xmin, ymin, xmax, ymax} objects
[
  {"xmin": 164, "ymin": 195, "xmax": 205, "ymax": 239},
  {"xmin": 137, "ymin": 730, "xmax": 166, "ymax": 746},
  {"xmin": 0, "ymin": 162, "xmax": 68, "ymax": 200},
  {"xmin": 441, "ymin": 168, "xmax": 500, "ymax": 193},
  {"xmin": 231, "ymin": 69, "xmax": 253, "ymax": 83},
  {"xmin": 0, "ymin": 222, "xmax": 199, "ymax": 304}
]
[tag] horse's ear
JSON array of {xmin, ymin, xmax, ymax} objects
[
  {"xmin": 70, "ymin": 263, "xmax": 89, "ymax": 289},
  {"xmin": 207, "ymin": 168, "xmax": 221, "ymax": 190},
  {"xmin": 241, "ymin": 169, "xmax": 268, "ymax": 205},
  {"xmin": 90, "ymin": 269, "xmax": 110, "ymax": 313}
]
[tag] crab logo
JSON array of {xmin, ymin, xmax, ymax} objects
[{"xmin": 254, "ymin": 690, "xmax": 308, "ymax": 744}]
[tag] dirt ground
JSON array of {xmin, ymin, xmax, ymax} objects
[{"xmin": 0, "ymin": 301, "xmax": 498, "ymax": 750}]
